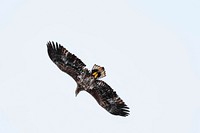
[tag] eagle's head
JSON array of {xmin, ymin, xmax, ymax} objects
[
  {"xmin": 75, "ymin": 86, "xmax": 83, "ymax": 96},
  {"xmin": 91, "ymin": 64, "xmax": 106, "ymax": 79}
]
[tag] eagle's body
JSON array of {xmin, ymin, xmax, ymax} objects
[{"xmin": 47, "ymin": 41, "xmax": 129, "ymax": 117}]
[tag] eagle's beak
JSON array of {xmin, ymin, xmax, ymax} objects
[
  {"xmin": 75, "ymin": 92, "xmax": 78, "ymax": 97},
  {"xmin": 75, "ymin": 86, "xmax": 82, "ymax": 97},
  {"xmin": 75, "ymin": 91, "xmax": 79, "ymax": 97}
]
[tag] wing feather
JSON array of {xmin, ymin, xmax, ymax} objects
[
  {"xmin": 87, "ymin": 80, "xmax": 130, "ymax": 117},
  {"xmin": 47, "ymin": 41, "xmax": 86, "ymax": 81}
]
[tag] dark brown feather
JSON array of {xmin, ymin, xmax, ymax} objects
[
  {"xmin": 87, "ymin": 80, "xmax": 130, "ymax": 117},
  {"xmin": 47, "ymin": 41, "xmax": 86, "ymax": 81}
]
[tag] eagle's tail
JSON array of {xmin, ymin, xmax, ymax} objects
[{"xmin": 91, "ymin": 64, "xmax": 106, "ymax": 79}]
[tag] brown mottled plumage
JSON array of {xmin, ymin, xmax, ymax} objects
[{"xmin": 47, "ymin": 41, "xmax": 129, "ymax": 117}]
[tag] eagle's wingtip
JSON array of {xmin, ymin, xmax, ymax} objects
[{"xmin": 47, "ymin": 41, "xmax": 53, "ymax": 47}]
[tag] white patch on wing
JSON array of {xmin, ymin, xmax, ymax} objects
[{"xmin": 107, "ymin": 98, "xmax": 115, "ymax": 104}]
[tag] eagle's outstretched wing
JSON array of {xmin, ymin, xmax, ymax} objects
[
  {"xmin": 47, "ymin": 41, "xmax": 86, "ymax": 81},
  {"xmin": 87, "ymin": 80, "xmax": 130, "ymax": 117}
]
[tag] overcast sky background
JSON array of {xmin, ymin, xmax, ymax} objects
[{"xmin": 0, "ymin": 0, "xmax": 200, "ymax": 133}]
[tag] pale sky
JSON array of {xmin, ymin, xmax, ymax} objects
[{"xmin": 0, "ymin": 0, "xmax": 200, "ymax": 133}]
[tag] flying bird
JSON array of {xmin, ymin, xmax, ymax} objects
[{"xmin": 47, "ymin": 41, "xmax": 130, "ymax": 117}]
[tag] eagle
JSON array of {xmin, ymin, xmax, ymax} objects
[{"xmin": 47, "ymin": 41, "xmax": 130, "ymax": 117}]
